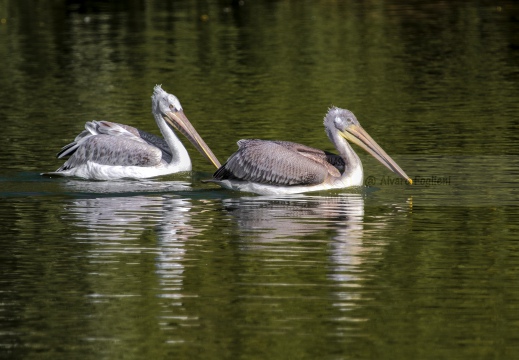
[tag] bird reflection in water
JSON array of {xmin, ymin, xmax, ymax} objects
[
  {"xmin": 64, "ymin": 194, "xmax": 199, "ymax": 304},
  {"xmin": 221, "ymin": 193, "xmax": 368, "ymax": 312}
]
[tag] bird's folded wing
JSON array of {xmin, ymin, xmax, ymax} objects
[
  {"xmin": 213, "ymin": 140, "xmax": 339, "ymax": 186},
  {"xmin": 57, "ymin": 135, "xmax": 163, "ymax": 170}
]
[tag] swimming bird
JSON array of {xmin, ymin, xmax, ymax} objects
[
  {"xmin": 205, "ymin": 107, "xmax": 411, "ymax": 195},
  {"xmin": 44, "ymin": 85, "xmax": 221, "ymax": 180}
]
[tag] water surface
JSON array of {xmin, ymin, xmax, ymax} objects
[{"xmin": 2, "ymin": 1, "xmax": 519, "ymax": 359}]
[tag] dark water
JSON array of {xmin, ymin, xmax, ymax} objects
[{"xmin": 2, "ymin": 1, "xmax": 519, "ymax": 359}]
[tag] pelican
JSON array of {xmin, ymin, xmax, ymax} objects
[
  {"xmin": 44, "ymin": 85, "xmax": 221, "ymax": 180},
  {"xmin": 205, "ymin": 107, "xmax": 412, "ymax": 195}
]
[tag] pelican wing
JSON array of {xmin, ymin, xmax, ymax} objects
[
  {"xmin": 271, "ymin": 141, "xmax": 345, "ymax": 174},
  {"xmin": 324, "ymin": 152, "xmax": 346, "ymax": 173},
  {"xmin": 55, "ymin": 121, "xmax": 164, "ymax": 171},
  {"xmin": 57, "ymin": 136, "xmax": 163, "ymax": 171},
  {"xmin": 81, "ymin": 121, "xmax": 172, "ymax": 162},
  {"xmin": 136, "ymin": 128, "xmax": 172, "ymax": 163},
  {"xmin": 57, "ymin": 121, "xmax": 143, "ymax": 158},
  {"xmin": 213, "ymin": 140, "xmax": 341, "ymax": 186}
]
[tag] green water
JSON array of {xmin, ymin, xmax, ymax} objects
[{"xmin": 2, "ymin": 1, "xmax": 519, "ymax": 359}]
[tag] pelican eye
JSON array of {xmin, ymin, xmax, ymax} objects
[
  {"xmin": 169, "ymin": 103, "xmax": 182, "ymax": 112},
  {"xmin": 166, "ymin": 95, "xmax": 182, "ymax": 112}
]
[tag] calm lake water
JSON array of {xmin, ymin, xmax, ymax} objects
[{"xmin": 2, "ymin": 0, "xmax": 519, "ymax": 359}]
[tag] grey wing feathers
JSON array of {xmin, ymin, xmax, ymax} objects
[
  {"xmin": 213, "ymin": 140, "xmax": 337, "ymax": 186},
  {"xmin": 270, "ymin": 141, "xmax": 343, "ymax": 174},
  {"xmin": 56, "ymin": 136, "xmax": 163, "ymax": 171},
  {"xmin": 56, "ymin": 125, "xmax": 94, "ymax": 159},
  {"xmin": 57, "ymin": 121, "xmax": 139, "ymax": 158},
  {"xmin": 324, "ymin": 152, "xmax": 345, "ymax": 173},
  {"xmin": 55, "ymin": 121, "xmax": 163, "ymax": 170},
  {"xmin": 136, "ymin": 129, "xmax": 172, "ymax": 163},
  {"xmin": 58, "ymin": 121, "xmax": 172, "ymax": 163}
]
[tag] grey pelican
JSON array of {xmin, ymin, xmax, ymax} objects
[
  {"xmin": 44, "ymin": 85, "xmax": 221, "ymax": 180},
  {"xmin": 205, "ymin": 107, "xmax": 412, "ymax": 195}
]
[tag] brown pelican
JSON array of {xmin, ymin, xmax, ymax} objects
[
  {"xmin": 44, "ymin": 85, "xmax": 221, "ymax": 180},
  {"xmin": 205, "ymin": 107, "xmax": 412, "ymax": 195}
]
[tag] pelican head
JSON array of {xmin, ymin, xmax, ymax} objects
[
  {"xmin": 324, "ymin": 107, "xmax": 412, "ymax": 184},
  {"xmin": 152, "ymin": 85, "xmax": 221, "ymax": 169}
]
